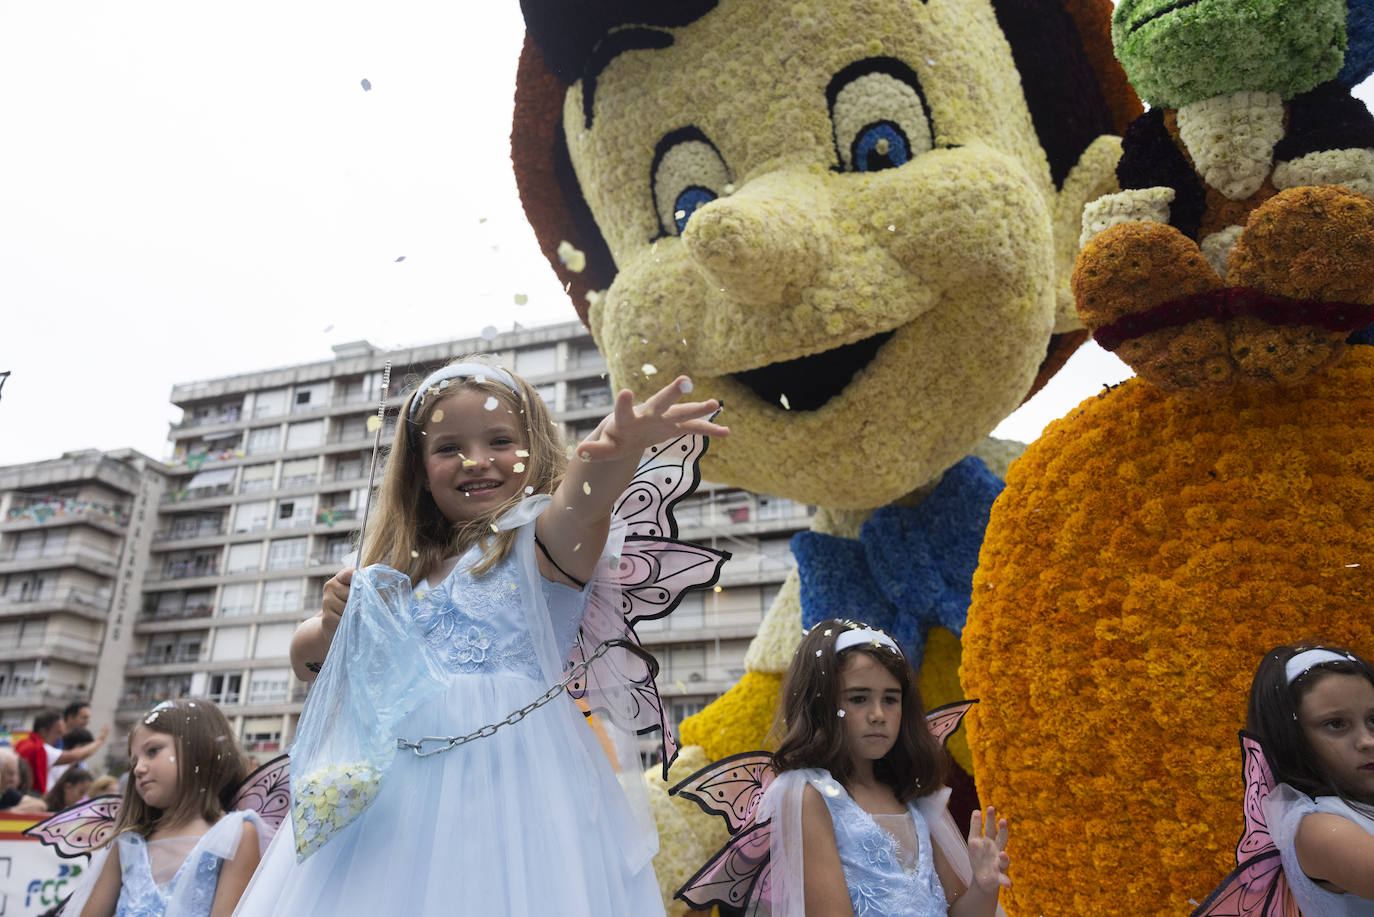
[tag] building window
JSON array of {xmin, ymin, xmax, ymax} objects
[
  {"xmin": 240, "ymin": 464, "xmax": 276, "ymax": 493},
  {"xmin": 218, "ymin": 583, "xmax": 256, "ymax": 617},
  {"xmin": 252, "ymin": 389, "xmax": 289, "ymax": 419},
  {"xmin": 207, "ymin": 672, "xmax": 242, "ymax": 705},
  {"xmin": 248, "ymin": 670, "xmax": 290, "ymax": 704},
  {"xmin": 266, "ymin": 538, "xmax": 307, "ymax": 571},
  {"xmin": 226, "ymin": 543, "xmax": 261, "ymax": 574},
  {"xmin": 246, "ymin": 427, "xmax": 281, "ymax": 456},
  {"xmin": 280, "ymin": 458, "xmax": 317, "ymax": 488},
  {"xmin": 515, "ymin": 346, "xmax": 558, "ymax": 377},
  {"xmin": 261, "ymin": 580, "xmax": 302, "ymax": 614},
  {"xmin": 234, "ymin": 501, "xmax": 270, "ymax": 533},
  {"xmin": 285, "ymin": 420, "xmax": 324, "ymax": 451},
  {"xmin": 211, "ymin": 627, "xmax": 250, "ymax": 662}
]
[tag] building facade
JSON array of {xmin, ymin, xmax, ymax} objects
[
  {"xmin": 0, "ymin": 449, "xmax": 164, "ymax": 756},
  {"xmin": 5, "ymin": 321, "xmax": 813, "ymax": 769}
]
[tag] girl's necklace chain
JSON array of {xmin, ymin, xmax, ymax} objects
[{"xmin": 394, "ymin": 639, "xmax": 623, "ymax": 758}]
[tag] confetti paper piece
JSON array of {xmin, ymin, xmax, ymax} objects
[
  {"xmin": 484, "ymin": 396, "xmax": 499, "ymax": 411},
  {"xmin": 524, "ymin": 486, "xmax": 534, "ymax": 495},
  {"xmin": 360, "ymin": 78, "xmax": 372, "ymax": 91},
  {"xmin": 513, "ymin": 293, "xmax": 528, "ymax": 305},
  {"xmin": 431, "ymin": 409, "xmax": 444, "ymax": 422},
  {"xmin": 515, "ymin": 449, "xmax": 529, "ymax": 457},
  {"xmin": 323, "ymin": 324, "xmax": 335, "ymax": 333},
  {"xmin": 395, "ymin": 256, "xmax": 406, "ymax": 262},
  {"xmin": 481, "ymin": 326, "xmax": 498, "ymax": 342},
  {"xmin": 366, "ymin": 416, "xmax": 382, "ymax": 433},
  {"xmin": 513, "ymin": 462, "xmax": 525, "ymax": 473},
  {"xmin": 674, "ymin": 209, "xmax": 687, "ymax": 222},
  {"xmin": 572, "ymin": 543, "xmax": 581, "ymax": 552},
  {"xmin": 410, "ymin": 550, "xmax": 420, "ymax": 558},
  {"xmin": 556, "ymin": 240, "xmax": 587, "ymax": 273},
  {"xmin": 837, "ymin": 709, "xmax": 846, "ymax": 717},
  {"xmin": 641, "ymin": 363, "xmax": 658, "ymax": 376},
  {"xmin": 490, "ymin": 524, "xmax": 499, "ymax": 533},
  {"xmin": 582, "ymin": 482, "xmax": 591, "ymax": 495},
  {"xmin": 780, "ymin": 393, "xmax": 791, "ymax": 410},
  {"xmin": 478, "ymin": 216, "xmax": 487, "ymax": 223},
  {"xmin": 578, "ymin": 451, "xmax": 591, "ymax": 463},
  {"xmin": 462, "ymin": 459, "xmax": 478, "ymax": 468},
  {"xmin": 679, "ymin": 379, "xmax": 693, "ymax": 394}
]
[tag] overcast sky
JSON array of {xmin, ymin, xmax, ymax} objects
[{"xmin": 2, "ymin": 5, "xmax": 1369, "ymax": 469}]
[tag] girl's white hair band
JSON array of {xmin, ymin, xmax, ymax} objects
[
  {"xmin": 835, "ymin": 628, "xmax": 901, "ymax": 655},
  {"xmin": 409, "ymin": 363, "xmax": 519, "ymax": 421},
  {"xmin": 1285, "ymin": 648, "xmax": 1353, "ymax": 684}
]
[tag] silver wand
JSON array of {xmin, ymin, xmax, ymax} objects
[{"xmin": 356, "ymin": 361, "xmax": 393, "ymax": 563}]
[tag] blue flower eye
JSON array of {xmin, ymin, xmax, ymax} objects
[
  {"xmin": 852, "ymin": 122, "xmax": 910, "ymax": 172},
  {"xmin": 674, "ymin": 186, "xmax": 717, "ymax": 233}
]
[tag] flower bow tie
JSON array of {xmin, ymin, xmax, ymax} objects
[{"xmin": 791, "ymin": 456, "xmax": 1004, "ymax": 669}]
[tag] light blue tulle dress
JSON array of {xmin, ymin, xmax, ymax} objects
[
  {"xmin": 111, "ymin": 811, "xmax": 264, "ymax": 917},
  {"xmin": 1267, "ymin": 785, "xmax": 1374, "ymax": 917},
  {"xmin": 233, "ymin": 497, "xmax": 663, "ymax": 917},
  {"xmin": 813, "ymin": 772, "xmax": 949, "ymax": 917}
]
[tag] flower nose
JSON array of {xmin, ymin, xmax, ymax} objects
[{"xmin": 680, "ymin": 172, "xmax": 829, "ymax": 306}]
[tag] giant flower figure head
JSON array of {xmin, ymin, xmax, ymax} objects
[
  {"xmin": 512, "ymin": 0, "xmax": 1138, "ymax": 510},
  {"xmin": 1112, "ymin": 0, "xmax": 1349, "ymax": 108}
]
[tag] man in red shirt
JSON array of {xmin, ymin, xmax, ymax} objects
[{"xmin": 12, "ymin": 709, "xmax": 106, "ymax": 794}]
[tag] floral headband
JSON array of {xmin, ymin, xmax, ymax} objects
[
  {"xmin": 835, "ymin": 626, "xmax": 902, "ymax": 656},
  {"xmin": 408, "ymin": 363, "xmax": 520, "ymax": 423}
]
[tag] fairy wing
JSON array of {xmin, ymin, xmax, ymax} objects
[
  {"xmin": 231, "ymin": 752, "xmax": 291, "ymax": 832},
  {"xmin": 925, "ymin": 700, "xmax": 975, "ymax": 748},
  {"xmin": 614, "ymin": 430, "xmax": 712, "ymax": 539},
  {"xmin": 23, "ymin": 795, "xmax": 122, "ymax": 858},
  {"xmin": 1189, "ymin": 732, "xmax": 1299, "ymax": 917},
  {"xmin": 675, "ymin": 819, "xmax": 773, "ymax": 915},
  {"xmin": 672, "ymin": 751, "xmax": 776, "ymax": 833},
  {"xmin": 614, "ymin": 537, "xmax": 730, "ymax": 625}
]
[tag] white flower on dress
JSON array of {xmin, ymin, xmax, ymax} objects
[{"xmin": 452, "ymin": 626, "xmax": 491, "ymax": 665}]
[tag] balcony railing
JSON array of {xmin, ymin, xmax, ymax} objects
[
  {"xmin": 162, "ymin": 484, "xmax": 234, "ymax": 504},
  {"xmin": 175, "ymin": 407, "xmax": 241, "ymax": 429},
  {"xmin": 5, "ymin": 499, "xmax": 129, "ymax": 528},
  {"xmin": 131, "ymin": 648, "xmax": 206, "ymax": 667},
  {"xmin": 0, "ymin": 587, "xmax": 109, "ymax": 610},
  {"xmin": 151, "ymin": 561, "xmax": 221, "ymax": 581},
  {"xmin": 154, "ymin": 523, "xmax": 227, "ymax": 542},
  {"xmin": 139, "ymin": 603, "xmax": 214, "ymax": 623}
]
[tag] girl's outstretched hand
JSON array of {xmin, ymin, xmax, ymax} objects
[
  {"xmin": 966, "ymin": 806, "xmax": 1011, "ymax": 894},
  {"xmin": 575, "ymin": 376, "xmax": 730, "ymax": 462}
]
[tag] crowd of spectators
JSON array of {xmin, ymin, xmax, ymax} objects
[{"xmin": 2, "ymin": 701, "xmax": 114, "ymax": 815}]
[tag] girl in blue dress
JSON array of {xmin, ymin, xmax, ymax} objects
[
  {"xmin": 759, "ymin": 619, "xmax": 1012, "ymax": 917},
  {"xmin": 69, "ymin": 699, "xmax": 267, "ymax": 917},
  {"xmin": 233, "ymin": 358, "xmax": 728, "ymax": 916}
]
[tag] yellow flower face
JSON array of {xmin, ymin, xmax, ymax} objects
[{"xmin": 563, "ymin": 0, "xmax": 1061, "ymax": 509}]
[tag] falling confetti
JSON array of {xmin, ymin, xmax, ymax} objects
[
  {"xmin": 513, "ymin": 462, "xmax": 525, "ymax": 473},
  {"xmin": 361, "ymin": 78, "xmax": 372, "ymax": 91},
  {"xmin": 572, "ymin": 543, "xmax": 581, "ymax": 552},
  {"xmin": 484, "ymin": 396, "xmax": 499, "ymax": 411},
  {"xmin": 481, "ymin": 326, "xmax": 499, "ymax": 342},
  {"xmin": 780, "ymin": 393, "xmax": 791, "ymax": 410},
  {"xmin": 432, "ymin": 409, "xmax": 444, "ymax": 422},
  {"xmin": 514, "ymin": 293, "xmax": 528, "ymax": 305},
  {"xmin": 582, "ymin": 482, "xmax": 591, "ymax": 495},
  {"xmin": 556, "ymin": 240, "xmax": 587, "ymax": 273},
  {"xmin": 679, "ymin": 379, "xmax": 693, "ymax": 393},
  {"xmin": 395, "ymin": 256, "xmax": 406, "ymax": 262},
  {"xmin": 516, "ymin": 449, "xmax": 529, "ymax": 457},
  {"xmin": 479, "ymin": 216, "xmax": 488, "ymax": 224},
  {"xmin": 322, "ymin": 324, "xmax": 335, "ymax": 333},
  {"xmin": 837, "ymin": 709, "xmax": 846, "ymax": 717},
  {"xmin": 366, "ymin": 416, "xmax": 382, "ymax": 433},
  {"xmin": 410, "ymin": 550, "xmax": 420, "ymax": 558},
  {"xmin": 525, "ymin": 486, "xmax": 535, "ymax": 495},
  {"xmin": 463, "ymin": 458, "xmax": 478, "ymax": 468},
  {"xmin": 642, "ymin": 363, "xmax": 658, "ymax": 376},
  {"xmin": 490, "ymin": 524, "xmax": 499, "ymax": 533}
]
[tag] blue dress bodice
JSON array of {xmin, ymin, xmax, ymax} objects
[
  {"xmin": 812, "ymin": 773, "xmax": 948, "ymax": 917},
  {"xmin": 410, "ymin": 543, "xmax": 587, "ymax": 679},
  {"xmin": 112, "ymin": 812, "xmax": 257, "ymax": 917}
]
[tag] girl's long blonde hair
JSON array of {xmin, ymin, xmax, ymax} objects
[
  {"xmin": 109, "ymin": 699, "xmax": 251, "ymax": 842},
  {"xmin": 360, "ymin": 356, "xmax": 566, "ymax": 581}
]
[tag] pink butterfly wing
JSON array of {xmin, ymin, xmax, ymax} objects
[
  {"xmin": 925, "ymin": 700, "xmax": 975, "ymax": 749},
  {"xmin": 671, "ymin": 751, "xmax": 775, "ymax": 832},
  {"xmin": 23, "ymin": 795, "xmax": 121, "ymax": 857},
  {"xmin": 1189, "ymin": 733, "xmax": 1301, "ymax": 917},
  {"xmin": 676, "ymin": 818, "xmax": 773, "ymax": 914},
  {"xmin": 231, "ymin": 753, "xmax": 291, "ymax": 832},
  {"xmin": 615, "ymin": 433, "xmax": 710, "ymax": 539},
  {"xmin": 614, "ymin": 538, "xmax": 730, "ymax": 625}
]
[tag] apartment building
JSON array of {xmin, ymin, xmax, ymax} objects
[
  {"xmin": 7, "ymin": 320, "xmax": 813, "ymax": 768},
  {"xmin": 0, "ymin": 449, "xmax": 164, "ymax": 753}
]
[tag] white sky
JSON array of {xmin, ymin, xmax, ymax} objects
[{"xmin": 1, "ymin": 4, "xmax": 1368, "ymax": 468}]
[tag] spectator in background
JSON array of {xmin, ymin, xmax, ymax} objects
[
  {"xmin": 0, "ymin": 748, "xmax": 47, "ymax": 814},
  {"xmin": 88, "ymin": 774, "xmax": 118, "ymax": 797},
  {"xmin": 13, "ymin": 710, "xmax": 107, "ymax": 794},
  {"xmin": 50, "ymin": 727, "xmax": 93, "ymax": 784},
  {"xmin": 60, "ymin": 701, "xmax": 91, "ymax": 742},
  {"xmin": 42, "ymin": 767, "xmax": 93, "ymax": 812}
]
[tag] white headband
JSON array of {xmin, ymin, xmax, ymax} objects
[
  {"xmin": 835, "ymin": 628, "xmax": 901, "ymax": 655},
  {"xmin": 409, "ymin": 363, "xmax": 519, "ymax": 422},
  {"xmin": 1285, "ymin": 648, "xmax": 1354, "ymax": 684}
]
